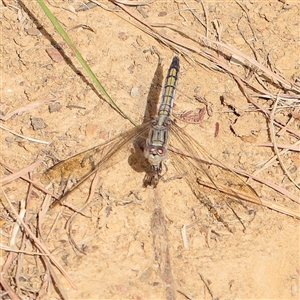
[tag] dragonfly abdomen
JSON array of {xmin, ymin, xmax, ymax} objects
[
  {"xmin": 144, "ymin": 56, "xmax": 180, "ymax": 177},
  {"xmin": 158, "ymin": 56, "xmax": 180, "ymax": 119}
]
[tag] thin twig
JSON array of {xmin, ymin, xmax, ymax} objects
[
  {"xmin": 235, "ymin": 0, "xmax": 258, "ymax": 41},
  {"xmin": 0, "ymin": 271, "xmax": 21, "ymax": 300},
  {"xmin": 0, "ymin": 124, "xmax": 50, "ymax": 144},
  {"xmin": 198, "ymin": 273, "xmax": 214, "ymax": 299},
  {"xmin": 269, "ymin": 95, "xmax": 299, "ymax": 189},
  {"xmin": 0, "ymin": 98, "xmax": 58, "ymax": 121},
  {"xmin": 257, "ymin": 142, "xmax": 300, "ymax": 152},
  {"xmin": 198, "ymin": 0, "xmax": 209, "ymax": 38}
]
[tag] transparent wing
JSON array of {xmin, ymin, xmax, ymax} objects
[
  {"xmin": 168, "ymin": 121, "xmax": 261, "ymax": 230},
  {"xmin": 42, "ymin": 122, "xmax": 151, "ymax": 206}
]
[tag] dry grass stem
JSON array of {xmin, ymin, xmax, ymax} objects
[
  {"xmin": 0, "ymin": 124, "xmax": 50, "ymax": 144},
  {"xmin": 1, "ymin": 190, "xmax": 77, "ymax": 290},
  {"xmin": 0, "ymin": 158, "xmax": 43, "ymax": 185},
  {"xmin": 269, "ymin": 95, "xmax": 299, "ymax": 189},
  {"xmin": 0, "ymin": 98, "xmax": 58, "ymax": 121}
]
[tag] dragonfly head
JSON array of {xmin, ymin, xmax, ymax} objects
[{"xmin": 144, "ymin": 145, "xmax": 168, "ymax": 170}]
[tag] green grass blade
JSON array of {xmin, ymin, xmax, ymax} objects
[{"xmin": 36, "ymin": 0, "xmax": 136, "ymax": 126}]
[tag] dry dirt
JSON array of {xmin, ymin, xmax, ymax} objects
[{"xmin": 1, "ymin": 0, "xmax": 300, "ymax": 299}]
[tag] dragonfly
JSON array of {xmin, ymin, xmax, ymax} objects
[{"xmin": 43, "ymin": 56, "xmax": 261, "ymax": 230}]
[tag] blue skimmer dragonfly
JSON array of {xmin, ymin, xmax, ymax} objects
[{"xmin": 43, "ymin": 56, "xmax": 261, "ymax": 229}]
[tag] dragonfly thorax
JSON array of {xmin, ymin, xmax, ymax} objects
[{"xmin": 145, "ymin": 116, "xmax": 170, "ymax": 170}]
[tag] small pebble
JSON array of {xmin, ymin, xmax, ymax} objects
[
  {"xmin": 118, "ymin": 32, "xmax": 128, "ymax": 41},
  {"xmin": 291, "ymin": 284, "xmax": 298, "ymax": 296},
  {"xmin": 194, "ymin": 86, "xmax": 201, "ymax": 93},
  {"xmin": 130, "ymin": 87, "xmax": 139, "ymax": 98},
  {"xmin": 45, "ymin": 47, "xmax": 64, "ymax": 63},
  {"xmin": 158, "ymin": 11, "xmax": 167, "ymax": 17},
  {"xmin": 26, "ymin": 27, "xmax": 41, "ymax": 36},
  {"xmin": 48, "ymin": 102, "xmax": 62, "ymax": 113},
  {"xmin": 31, "ymin": 117, "xmax": 46, "ymax": 130}
]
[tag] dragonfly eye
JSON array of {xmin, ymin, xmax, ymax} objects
[
  {"xmin": 156, "ymin": 147, "xmax": 165, "ymax": 156},
  {"xmin": 147, "ymin": 146, "xmax": 166, "ymax": 157},
  {"xmin": 144, "ymin": 146, "xmax": 168, "ymax": 167}
]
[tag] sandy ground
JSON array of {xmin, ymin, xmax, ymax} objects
[{"xmin": 1, "ymin": 0, "xmax": 300, "ymax": 299}]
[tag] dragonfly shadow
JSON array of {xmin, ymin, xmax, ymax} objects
[
  {"xmin": 142, "ymin": 58, "xmax": 164, "ymax": 123},
  {"xmin": 128, "ymin": 59, "xmax": 164, "ymax": 178},
  {"xmin": 127, "ymin": 136, "xmax": 149, "ymax": 174}
]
